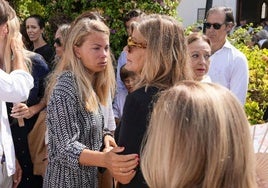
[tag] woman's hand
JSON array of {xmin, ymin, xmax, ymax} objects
[
  {"xmin": 13, "ymin": 159, "xmax": 22, "ymax": 188},
  {"xmin": 104, "ymin": 147, "xmax": 139, "ymax": 184},
  {"xmin": 10, "ymin": 103, "xmax": 34, "ymax": 119},
  {"xmin": 103, "ymin": 135, "xmax": 117, "ymax": 152}
]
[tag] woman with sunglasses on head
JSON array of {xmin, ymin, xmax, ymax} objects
[
  {"xmin": 24, "ymin": 15, "xmax": 55, "ymax": 70},
  {"xmin": 114, "ymin": 14, "xmax": 193, "ymax": 187}
]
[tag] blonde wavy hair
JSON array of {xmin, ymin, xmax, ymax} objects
[
  {"xmin": 132, "ymin": 14, "xmax": 193, "ymax": 90},
  {"xmin": 46, "ymin": 18, "xmax": 115, "ymax": 112},
  {"xmin": 0, "ymin": 0, "xmax": 31, "ymax": 73},
  {"xmin": 141, "ymin": 81, "xmax": 257, "ymax": 188}
]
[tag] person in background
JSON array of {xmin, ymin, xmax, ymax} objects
[
  {"xmin": 24, "ymin": 14, "xmax": 55, "ymax": 70},
  {"xmin": 187, "ymin": 32, "xmax": 211, "ymax": 82},
  {"xmin": 43, "ymin": 14, "xmax": 138, "ymax": 188},
  {"xmin": 5, "ymin": 12, "xmax": 50, "ymax": 188},
  {"xmin": 53, "ymin": 23, "xmax": 70, "ymax": 64},
  {"xmin": 140, "ymin": 81, "xmax": 257, "ymax": 188},
  {"xmin": 115, "ymin": 14, "xmax": 193, "ymax": 187},
  {"xmin": 113, "ymin": 64, "xmax": 138, "ymax": 126},
  {"xmin": 0, "ymin": 0, "xmax": 34, "ymax": 187},
  {"xmin": 204, "ymin": 6, "xmax": 249, "ymax": 105},
  {"xmin": 113, "ymin": 9, "xmax": 144, "ymax": 114}
]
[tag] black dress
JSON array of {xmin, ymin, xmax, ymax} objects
[
  {"xmin": 32, "ymin": 44, "xmax": 55, "ymax": 70},
  {"xmin": 7, "ymin": 53, "xmax": 50, "ymax": 188},
  {"xmin": 116, "ymin": 86, "xmax": 159, "ymax": 188}
]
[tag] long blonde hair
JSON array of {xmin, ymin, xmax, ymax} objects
[
  {"xmin": 132, "ymin": 14, "xmax": 192, "ymax": 90},
  {"xmin": 141, "ymin": 81, "xmax": 256, "ymax": 188},
  {"xmin": 46, "ymin": 18, "xmax": 115, "ymax": 112},
  {"xmin": 0, "ymin": 0, "xmax": 31, "ymax": 73}
]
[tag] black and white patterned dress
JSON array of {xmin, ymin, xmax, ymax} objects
[{"xmin": 43, "ymin": 71, "xmax": 104, "ymax": 188}]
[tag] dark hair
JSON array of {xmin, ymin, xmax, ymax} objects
[
  {"xmin": 223, "ymin": 7, "xmax": 234, "ymax": 23},
  {"xmin": 120, "ymin": 64, "xmax": 136, "ymax": 81},
  {"xmin": 123, "ymin": 9, "xmax": 144, "ymax": 24},
  {"xmin": 25, "ymin": 14, "xmax": 46, "ymax": 29},
  {"xmin": 206, "ymin": 6, "xmax": 234, "ymax": 24}
]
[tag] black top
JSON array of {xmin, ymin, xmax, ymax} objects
[
  {"xmin": 32, "ymin": 43, "xmax": 55, "ymax": 70},
  {"xmin": 116, "ymin": 86, "xmax": 159, "ymax": 188}
]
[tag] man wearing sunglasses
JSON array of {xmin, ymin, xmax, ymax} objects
[{"xmin": 204, "ymin": 6, "xmax": 249, "ymax": 105}]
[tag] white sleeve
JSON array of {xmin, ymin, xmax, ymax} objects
[{"xmin": 0, "ymin": 69, "xmax": 34, "ymax": 102}]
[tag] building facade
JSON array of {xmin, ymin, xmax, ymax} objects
[{"xmin": 177, "ymin": 0, "xmax": 268, "ymax": 27}]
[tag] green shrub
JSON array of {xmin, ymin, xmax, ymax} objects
[
  {"xmin": 23, "ymin": 0, "xmax": 179, "ymax": 59},
  {"xmin": 228, "ymin": 27, "xmax": 268, "ymax": 124}
]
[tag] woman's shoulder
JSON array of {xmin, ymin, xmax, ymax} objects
[
  {"xmin": 128, "ymin": 86, "xmax": 160, "ymax": 102},
  {"xmin": 53, "ymin": 71, "xmax": 78, "ymax": 98},
  {"xmin": 57, "ymin": 71, "xmax": 75, "ymax": 83},
  {"xmin": 131, "ymin": 86, "xmax": 159, "ymax": 95}
]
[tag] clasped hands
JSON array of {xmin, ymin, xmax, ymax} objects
[{"xmin": 102, "ymin": 135, "xmax": 139, "ymax": 184}]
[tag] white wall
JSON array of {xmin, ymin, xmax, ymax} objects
[{"xmin": 177, "ymin": 0, "xmax": 237, "ymax": 28}]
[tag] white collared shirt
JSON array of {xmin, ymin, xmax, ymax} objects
[
  {"xmin": 208, "ymin": 40, "xmax": 249, "ymax": 105},
  {"xmin": 0, "ymin": 69, "xmax": 33, "ymax": 176}
]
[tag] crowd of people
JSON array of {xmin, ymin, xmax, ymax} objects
[{"xmin": 0, "ymin": 0, "xmax": 267, "ymax": 187}]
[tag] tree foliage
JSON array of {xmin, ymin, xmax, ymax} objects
[
  {"xmin": 12, "ymin": 0, "xmax": 179, "ymax": 58},
  {"xmin": 229, "ymin": 27, "xmax": 268, "ymax": 124}
]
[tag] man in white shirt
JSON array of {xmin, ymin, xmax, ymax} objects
[{"xmin": 205, "ymin": 6, "xmax": 249, "ymax": 105}]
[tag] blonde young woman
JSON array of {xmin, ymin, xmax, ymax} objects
[
  {"xmin": 115, "ymin": 14, "xmax": 193, "ymax": 187},
  {"xmin": 141, "ymin": 81, "xmax": 257, "ymax": 188},
  {"xmin": 6, "ymin": 13, "xmax": 50, "ymax": 188},
  {"xmin": 0, "ymin": 0, "xmax": 34, "ymax": 187},
  {"xmin": 43, "ymin": 16, "xmax": 138, "ymax": 188}
]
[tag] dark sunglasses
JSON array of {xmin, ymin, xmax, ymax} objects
[
  {"xmin": 204, "ymin": 22, "xmax": 225, "ymax": 30},
  {"xmin": 54, "ymin": 38, "xmax": 62, "ymax": 47},
  {"xmin": 127, "ymin": 37, "xmax": 146, "ymax": 53}
]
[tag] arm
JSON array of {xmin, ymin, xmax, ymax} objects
[
  {"xmin": 10, "ymin": 99, "xmax": 46, "ymax": 119},
  {"xmin": 115, "ymin": 91, "xmax": 151, "ymax": 184},
  {"xmin": 0, "ymin": 34, "xmax": 34, "ymax": 102},
  {"xmin": 79, "ymin": 147, "xmax": 138, "ymax": 179},
  {"xmin": 229, "ymin": 54, "xmax": 249, "ymax": 105},
  {"xmin": 116, "ymin": 51, "xmax": 128, "ymax": 92},
  {"xmin": 0, "ymin": 70, "xmax": 33, "ymax": 102},
  {"xmin": 47, "ymin": 78, "xmax": 138, "ymax": 172}
]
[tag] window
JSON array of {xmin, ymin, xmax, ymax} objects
[{"xmin": 197, "ymin": 8, "xmax": 206, "ymax": 22}]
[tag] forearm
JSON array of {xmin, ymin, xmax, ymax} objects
[
  {"xmin": 29, "ymin": 99, "xmax": 46, "ymax": 116},
  {"xmin": 12, "ymin": 50, "xmax": 27, "ymax": 71},
  {"xmin": 79, "ymin": 149, "xmax": 106, "ymax": 167}
]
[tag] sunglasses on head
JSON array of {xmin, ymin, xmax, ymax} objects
[
  {"xmin": 127, "ymin": 37, "xmax": 146, "ymax": 53},
  {"xmin": 204, "ymin": 22, "xmax": 225, "ymax": 30},
  {"xmin": 54, "ymin": 38, "xmax": 62, "ymax": 47}
]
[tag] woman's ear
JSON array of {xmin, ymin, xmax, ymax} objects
[{"xmin": 74, "ymin": 45, "xmax": 81, "ymax": 58}]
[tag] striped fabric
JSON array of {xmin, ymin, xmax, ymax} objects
[{"xmin": 43, "ymin": 71, "xmax": 104, "ymax": 188}]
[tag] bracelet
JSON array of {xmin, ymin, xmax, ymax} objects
[{"xmin": 103, "ymin": 132, "xmax": 114, "ymax": 138}]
